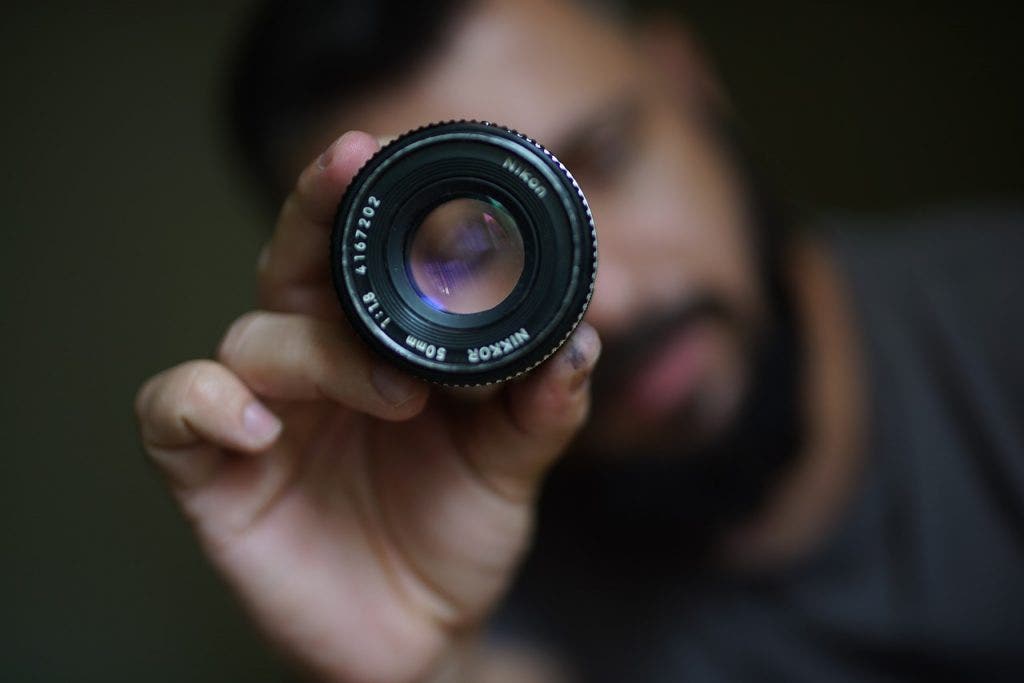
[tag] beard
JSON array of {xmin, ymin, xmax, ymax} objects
[{"xmin": 531, "ymin": 114, "xmax": 806, "ymax": 569}]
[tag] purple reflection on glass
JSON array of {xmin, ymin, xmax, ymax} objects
[{"xmin": 407, "ymin": 198, "xmax": 524, "ymax": 314}]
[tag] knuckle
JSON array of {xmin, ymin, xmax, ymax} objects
[
  {"xmin": 304, "ymin": 326, "xmax": 345, "ymax": 394},
  {"xmin": 134, "ymin": 360, "xmax": 223, "ymax": 446},
  {"xmin": 179, "ymin": 360, "xmax": 227, "ymax": 413},
  {"xmin": 217, "ymin": 311, "xmax": 264, "ymax": 365},
  {"xmin": 133, "ymin": 374, "xmax": 160, "ymax": 424},
  {"xmin": 308, "ymin": 319, "xmax": 340, "ymax": 365},
  {"xmin": 276, "ymin": 193, "xmax": 300, "ymax": 228},
  {"xmin": 319, "ymin": 327, "xmax": 369, "ymax": 391},
  {"xmin": 293, "ymin": 168, "xmax": 318, "ymax": 204}
]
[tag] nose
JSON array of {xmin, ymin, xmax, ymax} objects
[{"xmin": 583, "ymin": 255, "xmax": 637, "ymax": 336}]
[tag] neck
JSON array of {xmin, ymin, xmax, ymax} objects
[{"xmin": 716, "ymin": 236, "xmax": 867, "ymax": 571}]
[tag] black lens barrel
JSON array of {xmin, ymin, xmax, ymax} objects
[{"xmin": 331, "ymin": 120, "xmax": 597, "ymax": 386}]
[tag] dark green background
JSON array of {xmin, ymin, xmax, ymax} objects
[{"xmin": 2, "ymin": 2, "xmax": 1021, "ymax": 680}]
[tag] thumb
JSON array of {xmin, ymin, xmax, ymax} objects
[{"xmin": 459, "ymin": 321, "xmax": 602, "ymax": 502}]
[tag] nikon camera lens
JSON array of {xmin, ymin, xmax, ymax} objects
[{"xmin": 331, "ymin": 121, "xmax": 597, "ymax": 386}]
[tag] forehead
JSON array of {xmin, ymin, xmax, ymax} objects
[{"xmin": 332, "ymin": 0, "xmax": 639, "ymax": 148}]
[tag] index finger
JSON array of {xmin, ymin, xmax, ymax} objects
[{"xmin": 258, "ymin": 130, "xmax": 380, "ymax": 317}]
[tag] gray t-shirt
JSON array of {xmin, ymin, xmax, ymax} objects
[{"xmin": 495, "ymin": 205, "xmax": 1024, "ymax": 682}]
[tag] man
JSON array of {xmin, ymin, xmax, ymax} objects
[{"xmin": 134, "ymin": 0, "xmax": 1024, "ymax": 680}]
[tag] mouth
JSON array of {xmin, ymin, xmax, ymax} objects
[
  {"xmin": 623, "ymin": 318, "xmax": 716, "ymax": 425},
  {"xmin": 583, "ymin": 294, "xmax": 746, "ymax": 454}
]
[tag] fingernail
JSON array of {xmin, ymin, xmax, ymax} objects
[
  {"xmin": 372, "ymin": 363, "xmax": 422, "ymax": 407},
  {"xmin": 317, "ymin": 131, "xmax": 356, "ymax": 170},
  {"xmin": 316, "ymin": 144, "xmax": 335, "ymax": 170},
  {"xmin": 242, "ymin": 401, "xmax": 282, "ymax": 444}
]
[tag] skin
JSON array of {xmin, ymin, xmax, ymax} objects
[{"xmin": 135, "ymin": 0, "xmax": 865, "ymax": 680}]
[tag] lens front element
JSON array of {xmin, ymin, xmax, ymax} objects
[{"xmin": 406, "ymin": 197, "xmax": 525, "ymax": 315}]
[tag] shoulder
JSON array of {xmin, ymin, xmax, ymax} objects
[
  {"xmin": 818, "ymin": 199, "xmax": 1017, "ymax": 262},
  {"xmin": 818, "ymin": 201, "xmax": 1024, "ymax": 404},
  {"xmin": 818, "ymin": 201, "xmax": 1023, "ymax": 283},
  {"xmin": 814, "ymin": 202, "xmax": 1023, "ymax": 315}
]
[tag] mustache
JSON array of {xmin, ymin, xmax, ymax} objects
[{"xmin": 588, "ymin": 291, "xmax": 748, "ymax": 406}]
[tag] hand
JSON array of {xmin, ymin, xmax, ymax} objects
[{"xmin": 134, "ymin": 131, "xmax": 600, "ymax": 683}]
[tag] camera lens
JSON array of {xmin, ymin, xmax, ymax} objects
[
  {"xmin": 406, "ymin": 197, "xmax": 525, "ymax": 315},
  {"xmin": 331, "ymin": 121, "xmax": 597, "ymax": 386}
]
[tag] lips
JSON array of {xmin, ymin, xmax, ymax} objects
[
  {"xmin": 582, "ymin": 294, "xmax": 740, "ymax": 451},
  {"xmin": 623, "ymin": 320, "xmax": 714, "ymax": 424}
]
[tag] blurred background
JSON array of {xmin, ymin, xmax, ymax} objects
[{"xmin": 2, "ymin": 1, "xmax": 1021, "ymax": 680}]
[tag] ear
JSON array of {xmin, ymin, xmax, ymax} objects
[{"xmin": 636, "ymin": 15, "xmax": 732, "ymax": 116}]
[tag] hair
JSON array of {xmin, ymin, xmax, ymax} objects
[
  {"xmin": 227, "ymin": 0, "xmax": 470, "ymax": 205},
  {"xmin": 225, "ymin": 0, "xmax": 650, "ymax": 206}
]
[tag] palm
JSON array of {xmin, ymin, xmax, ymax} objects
[{"xmin": 182, "ymin": 396, "xmax": 530, "ymax": 682}]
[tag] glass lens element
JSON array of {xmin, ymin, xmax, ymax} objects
[{"xmin": 406, "ymin": 197, "xmax": 525, "ymax": 314}]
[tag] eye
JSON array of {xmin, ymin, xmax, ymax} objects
[
  {"xmin": 560, "ymin": 103, "xmax": 642, "ymax": 190},
  {"xmin": 586, "ymin": 125, "xmax": 636, "ymax": 183}
]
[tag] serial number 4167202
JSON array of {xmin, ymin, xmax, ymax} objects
[{"xmin": 350, "ymin": 195, "xmax": 380, "ymax": 276}]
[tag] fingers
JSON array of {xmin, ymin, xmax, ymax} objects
[
  {"xmin": 259, "ymin": 131, "xmax": 380, "ymax": 316},
  {"xmin": 362, "ymin": 324, "xmax": 601, "ymax": 622},
  {"xmin": 458, "ymin": 322, "xmax": 602, "ymax": 502},
  {"xmin": 217, "ymin": 310, "xmax": 429, "ymax": 420},
  {"xmin": 135, "ymin": 360, "xmax": 282, "ymax": 489}
]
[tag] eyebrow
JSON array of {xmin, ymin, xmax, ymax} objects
[{"xmin": 547, "ymin": 89, "xmax": 644, "ymax": 161}]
